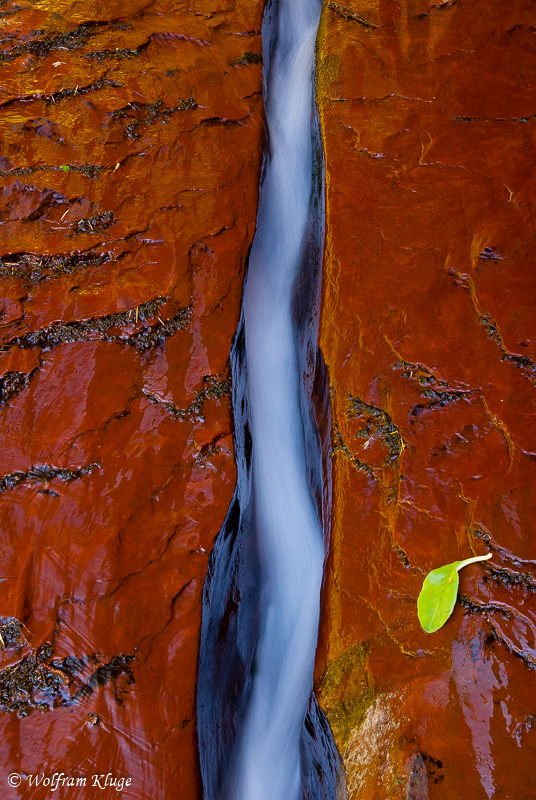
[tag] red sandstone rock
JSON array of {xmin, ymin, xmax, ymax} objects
[
  {"xmin": 316, "ymin": 1, "xmax": 536, "ymax": 797},
  {"xmin": 0, "ymin": 2, "xmax": 263, "ymax": 797}
]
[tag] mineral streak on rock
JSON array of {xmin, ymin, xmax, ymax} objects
[
  {"xmin": 315, "ymin": 1, "xmax": 536, "ymax": 798},
  {"xmin": 0, "ymin": 0, "xmax": 264, "ymax": 797}
]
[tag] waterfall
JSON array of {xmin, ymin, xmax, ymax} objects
[{"xmin": 197, "ymin": 1, "xmax": 346, "ymax": 798}]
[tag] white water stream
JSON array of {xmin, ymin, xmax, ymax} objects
[{"xmin": 232, "ymin": 1, "xmax": 325, "ymax": 798}]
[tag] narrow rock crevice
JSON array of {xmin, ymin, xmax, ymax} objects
[
  {"xmin": 0, "ymin": 251, "xmax": 112, "ymax": 286},
  {"xmin": 197, "ymin": 1, "xmax": 346, "ymax": 798},
  {"xmin": 449, "ymin": 267, "xmax": 536, "ymax": 384},
  {"xmin": 0, "ymin": 462, "xmax": 99, "ymax": 494},
  {"xmin": 327, "ymin": 2, "xmax": 380, "ymax": 29},
  {"xmin": 0, "ymin": 617, "xmax": 135, "ymax": 717},
  {"xmin": 0, "ymin": 299, "xmax": 192, "ymax": 353},
  {"xmin": 0, "ymin": 367, "xmax": 39, "ymax": 404}
]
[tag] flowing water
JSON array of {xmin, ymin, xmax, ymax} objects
[
  {"xmin": 197, "ymin": 1, "xmax": 345, "ymax": 798},
  {"xmin": 234, "ymin": 0, "xmax": 325, "ymax": 798}
]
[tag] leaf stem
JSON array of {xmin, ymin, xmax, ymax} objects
[{"xmin": 456, "ymin": 553, "xmax": 492, "ymax": 572}]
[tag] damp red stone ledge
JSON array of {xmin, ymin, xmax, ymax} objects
[
  {"xmin": 0, "ymin": 1, "xmax": 264, "ymax": 798},
  {"xmin": 315, "ymin": 1, "xmax": 536, "ymax": 798}
]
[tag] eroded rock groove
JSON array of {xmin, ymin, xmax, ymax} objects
[{"xmin": 197, "ymin": 1, "xmax": 345, "ymax": 798}]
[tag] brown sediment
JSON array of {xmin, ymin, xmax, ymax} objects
[{"xmin": 315, "ymin": 1, "xmax": 536, "ymax": 798}]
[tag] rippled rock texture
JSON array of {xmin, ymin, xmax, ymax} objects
[
  {"xmin": 316, "ymin": 1, "xmax": 536, "ymax": 798},
  {"xmin": 0, "ymin": 1, "xmax": 263, "ymax": 796}
]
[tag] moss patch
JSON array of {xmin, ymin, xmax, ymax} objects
[
  {"xmin": 479, "ymin": 312, "xmax": 536, "ymax": 384},
  {"xmin": 393, "ymin": 360, "xmax": 474, "ymax": 416},
  {"xmin": 331, "ymin": 420, "xmax": 376, "ymax": 480},
  {"xmin": 0, "ymin": 462, "xmax": 99, "ymax": 494},
  {"xmin": 0, "ymin": 250, "xmax": 111, "ymax": 286},
  {"xmin": 0, "ymin": 22, "xmax": 99, "ymax": 62},
  {"xmin": 0, "ymin": 163, "xmax": 106, "ymax": 179},
  {"xmin": 230, "ymin": 51, "xmax": 262, "ymax": 66},
  {"xmin": 86, "ymin": 47, "xmax": 141, "ymax": 62},
  {"xmin": 74, "ymin": 210, "xmax": 115, "ymax": 235},
  {"xmin": 0, "ymin": 370, "xmax": 35, "ymax": 404},
  {"xmin": 44, "ymin": 77, "xmax": 122, "ymax": 105},
  {"xmin": 144, "ymin": 373, "xmax": 231, "ymax": 423},
  {"xmin": 0, "ymin": 618, "xmax": 135, "ymax": 717},
  {"xmin": 317, "ymin": 642, "xmax": 376, "ymax": 749},
  {"xmin": 347, "ymin": 395, "xmax": 407, "ymax": 467},
  {"xmin": 111, "ymin": 96, "xmax": 197, "ymax": 140},
  {"xmin": 1, "ymin": 298, "xmax": 192, "ymax": 354}
]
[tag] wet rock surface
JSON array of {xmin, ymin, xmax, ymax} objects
[
  {"xmin": 0, "ymin": 0, "xmax": 263, "ymax": 797},
  {"xmin": 316, "ymin": 1, "xmax": 536, "ymax": 798}
]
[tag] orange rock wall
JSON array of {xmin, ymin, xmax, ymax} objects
[
  {"xmin": 316, "ymin": 1, "xmax": 536, "ymax": 798},
  {"xmin": 0, "ymin": 1, "xmax": 263, "ymax": 797}
]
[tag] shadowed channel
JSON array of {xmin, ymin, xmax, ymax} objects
[{"xmin": 197, "ymin": 1, "xmax": 346, "ymax": 798}]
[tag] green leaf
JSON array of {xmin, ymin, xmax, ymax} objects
[
  {"xmin": 417, "ymin": 561, "xmax": 460, "ymax": 633},
  {"xmin": 59, "ymin": 165, "xmax": 70, "ymax": 171},
  {"xmin": 417, "ymin": 553, "xmax": 492, "ymax": 633}
]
